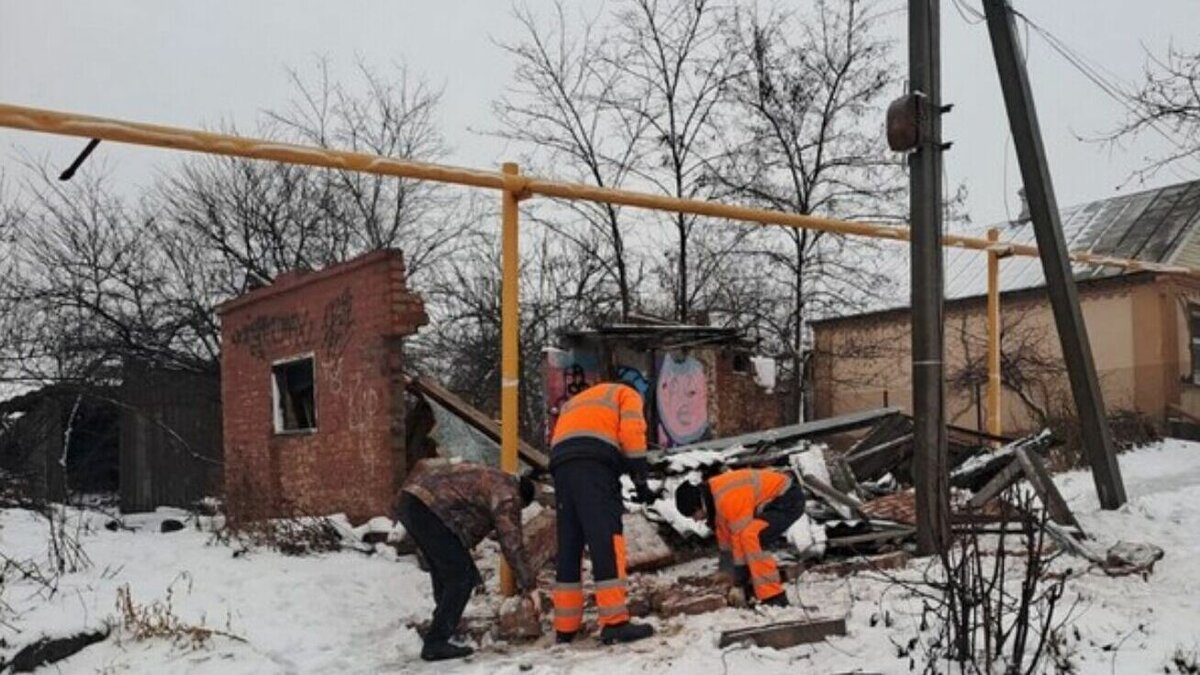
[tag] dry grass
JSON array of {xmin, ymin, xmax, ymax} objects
[{"xmin": 114, "ymin": 575, "xmax": 243, "ymax": 648}]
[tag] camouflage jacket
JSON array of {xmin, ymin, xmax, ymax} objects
[{"xmin": 399, "ymin": 459, "xmax": 537, "ymax": 592}]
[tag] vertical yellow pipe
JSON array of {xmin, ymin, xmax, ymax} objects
[
  {"xmin": 499, "ymin": 162, "xmax": 521, "ymax": 596},
  {"xmin": 986, "ymin": 227, "xmax": 1002, "ymax": 440}
]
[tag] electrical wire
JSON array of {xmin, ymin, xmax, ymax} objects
[{"xmin": 1011, "ymin": 8, "xmax": 1200, "ymax": 172}]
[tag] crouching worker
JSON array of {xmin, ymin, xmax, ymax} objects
[
  {"xmin": 395, "ymin": 459, "xmax": 540, "ymax": 661},
  {"xmin": 550, "ymin": 381, "xmax": 657, "ymax": 645},
  {"xmin": 674, "ymin": 468, "xmax": 805, "ymax": 607}
]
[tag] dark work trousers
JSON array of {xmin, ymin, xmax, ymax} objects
[
  {"xmin": 758, "ymin": 482, "xmax": 807, "ymax": 545},
  {"xmin": 553, "ymin": 458, "xmax": 625, "ymax": 587},
  {"xmin": 395, "ymin": 493, "xmax": 481, "ymax": 646},
  {"xmin": 734, "ymin": 482, "xmax": 806, "ymax": 587}
]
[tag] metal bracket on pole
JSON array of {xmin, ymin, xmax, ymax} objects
[{"xmin": 982, "ymin": 0, "xmax": 1126, "ymax": 508}]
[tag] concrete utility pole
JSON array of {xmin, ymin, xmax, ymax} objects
[
  {"xmin": 909, "ymin": 0, "xmax": 951, "ymax": 554},
  {"xmin": 982, "ymin": 0, "xmax": 1127, "ymax": 508}
]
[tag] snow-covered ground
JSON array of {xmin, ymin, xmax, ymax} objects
[{"xmin": 3, "ymin": 439, "xmax": 1200, "ymax": 673}]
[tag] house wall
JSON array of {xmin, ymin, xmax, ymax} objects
[
  {"xmin": 219, "ymin": 250, "xmax": 427, "ymax": 522},
  {"xmin": 812, "ymin": 275, "xmax": 1200, "ymax": 434}
]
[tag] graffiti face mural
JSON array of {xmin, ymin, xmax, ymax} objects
[{"xmin": 656, "ymin": 353, "xmax": 709, "ymax": 446}]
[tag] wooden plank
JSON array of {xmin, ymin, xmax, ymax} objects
[
  {"xmin": 718, "ymin": 617, "xmax": 847, "ymax": 649},
  {"xmin": 408, "ymin": 376, "xmax": 549, "ymax": 469},
  {"xmin": 1015, "ymin": 448, "xmax": 1079, "ymax": 528},
  {"xmin": 966, "ymin": 457, "xmax": 1023, "ymax": 509},
  {"xmin": 655, "ymin": 408, "xmax": 903, "ymax": 458},
  {"xmin": 798, "ymin": 473, "xmax": 865, "ymax": 520},
  {"xmin": 844, "ymin": 433, "xmax": 913, "ymax": 481},
  {"xmin": 826, "ymin": 527, "xmax": 915, "ymax": 548}
]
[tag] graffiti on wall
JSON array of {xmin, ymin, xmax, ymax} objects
[
  {"xmin": 322, "ymin": 288, "xmax": 355, "ymax": 358},
  {"xmin": 543, "ymin": 348, "xmax": 603, "ymax": 445},
  {"xmin": 656, "ymin": 353, "xmax": 709, "ymax": 447},
  {"xmin": 616, "ymin": 365, "xmax": 651, "ymax": 400},
  {"xmin": 231, "ymin": 312, "xmax": 314, "ymax": 359}
]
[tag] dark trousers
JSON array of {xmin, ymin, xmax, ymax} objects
[
  {"xmin": 758, "ymin": 482, "xmax": 807, "ymax": 546},
  {"xmin": 395, "ymin": 493, "xmax": 481, "ymax": 645},
  {"xmin": 553, "ymin": 458, "xmax": 625, "ymax": 584},
  {"xmin": 733, "ymin": 482, "xmax": 806, "ymax": 587}
]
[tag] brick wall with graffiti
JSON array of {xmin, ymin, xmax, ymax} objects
[
  {"xmin": 543, "ymin": 342, "xmax": 779, "ymax": 451},
  {"xmin": 219, "ymin": 250, "xmax": 427, "ymax": 521}
]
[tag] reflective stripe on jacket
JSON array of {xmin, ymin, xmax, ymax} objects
[
  {"xmin": 708, "ymin": 468, "xmax": 791, "ymax": 601},
  {"xmin": 550, "ymin": 383, "xmax": 647, "ymax": 459}
]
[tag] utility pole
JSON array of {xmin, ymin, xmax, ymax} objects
[
  {"xmin": 982, "ymin": 0, "xmax": 1127, "ymax": 508},
  {"xmin": 909, "ymin": 0, "xmax": 951, "ymax": 554}
]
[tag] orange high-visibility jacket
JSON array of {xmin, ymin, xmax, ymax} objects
[
  {"xmin": 550, "ymin": 383, "xmax": 648, "ymax": 461},
  {"xmin": 708, "ymin": 468, "xmax": 792, "ymax": 601}
]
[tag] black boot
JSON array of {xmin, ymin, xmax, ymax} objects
[
  {"xmin": 760, "ymin": 592, "xmax": 789, "ymax": 608},
  {"xmin": 599, "ymin": 621, "xmax": 654, "ymax": 645},
  {"xmin": 420, "ymin": 641, "xmax": 474, "ymax": 661},
  {"xmin": 556, "ymin": 631, "xmax": 577, "ymax": 644}
]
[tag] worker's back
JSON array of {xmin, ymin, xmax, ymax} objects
[{"xmin": 550, "ymin": 382, "xmax": 647, "ymax": 471}]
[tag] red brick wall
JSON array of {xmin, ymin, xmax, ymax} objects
[
  {"xmin": 219, "ymin": 250, "xmax": 427, "ymax": 522},
  {"xmin": 712, "ymin": 351, "xmax": 782, "ymax": 437}
]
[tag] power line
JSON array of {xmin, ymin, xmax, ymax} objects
[{"xmin": 1011, "ymin": 8, "xmax": 1200, "ymax": 172}]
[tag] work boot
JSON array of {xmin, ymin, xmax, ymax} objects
[
  {"xmin": 599, "ymin": 621, "xmax": 654, "ymax": 645},
  {"xmin": 760, "ymin": 592, "xmax": 789, "ymax": 608},
  {"xmin": 556, "ymin": 631, "xmax": 577, "ymax": 644},
  {"xmin": 420, "ymin": 641, "xmax": 474, "ymax": 661}
]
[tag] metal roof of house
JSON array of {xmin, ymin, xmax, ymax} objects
[{"xmin": 823, "ymin": 178, "xmax": 1200, "ymax": 321}]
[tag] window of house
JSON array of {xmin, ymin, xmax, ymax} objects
[
  {"xmin": 272, "ymin": 356, "xmax": 316, "ymax": 433},
  {"xmin": 1191, "ymin": 306, "xmax": 1200, "ymax": 384}
]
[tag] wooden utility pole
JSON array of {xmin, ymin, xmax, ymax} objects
[
  {"xmin": 982, "ymin": 0, "xmax": 1127, "ymax": 508},
  {"xmin": 909, "ymin": 0, "xmax": 951, "ymax": 554}
]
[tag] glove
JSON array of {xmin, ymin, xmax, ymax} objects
[
  {"xmin": 524, "ymin": 591, "xmax": 544, "ymax": 615},
  {"xmin": 633, "ymin": 481, "xmax": 659, "ymax": 505}
]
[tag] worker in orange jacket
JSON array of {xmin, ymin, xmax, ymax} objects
[
  {"xmin": 550, "ymin": 381, "xmax": 657, "ymax": 645},
  {"xmin": 674, "ymin": 467, "xmax": 805, "ymax": 606}
]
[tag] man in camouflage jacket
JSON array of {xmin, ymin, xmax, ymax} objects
[{"xmin": 395, "ymin": 458, "xmax": 539, "ymax": 661}]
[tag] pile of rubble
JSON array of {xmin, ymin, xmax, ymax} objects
[{"xmin": 496, "ymin": 408, "xmax": 1093, "ymax": 646}]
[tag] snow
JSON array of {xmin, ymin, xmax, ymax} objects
[
  {"xmin": 750, "ymin": 357, "xmax": 776, "ymax": 392},
  {"xmin": 2, "ymin": 439, "xmax": 1200, "ymax": 673}
]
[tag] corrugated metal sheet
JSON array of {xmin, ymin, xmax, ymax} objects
[{"xmin": 843, "ymin": 179, "xmax": 1200, "ymax": 317}]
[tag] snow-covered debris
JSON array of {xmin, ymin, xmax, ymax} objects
[
  {"xmin": 784, "ymin": 514, "xmax": 826, "ymax": 560},
  {"xmin": 2, "ymin": 439, "xmax": 1199, "ymax": 673}
]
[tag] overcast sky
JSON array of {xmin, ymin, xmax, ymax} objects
[{"xmin": 1, "ymin": 0, "xmax": 1197, "ymax": 227}]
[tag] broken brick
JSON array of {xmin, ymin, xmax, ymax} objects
[{"xmin": 658, "ymin": 593, "xmax": 727, "ymax": 617}]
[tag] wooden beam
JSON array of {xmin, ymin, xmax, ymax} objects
[
  {"xmin": 1015, "ymin": 447, "xmax": 1079, "ymax": 528},
  {"xmin": 798, "ymin": 473, "xmax": 865, "ymax": 520},
  {"xmin": 845, "ymin": 433, "xmax": 914, "ymax": 481},
  {"xmin": 966, "ymin": 457, "xmax": 1023, "ymax": 509},
  {"xmin": 407, "ymin": 376, "xmax": 549, "ymax": 470},
  {"xmin": 718, "ymin": 617, "xmax": 847, "ymax": 649}
]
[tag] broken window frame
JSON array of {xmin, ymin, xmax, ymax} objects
[{"xmin": 271, "ymin": 354, "xmax": 317, "ymax": 434}]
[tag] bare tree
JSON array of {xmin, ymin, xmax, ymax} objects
[
  {"xmin": 605, "ymin": 0, "xmax": 739, "ymax": 321},
  {"xmin": 154, "ymin": 60, "xmax": 463, "ymax": 294},
  {"xmin": 414, "ymin": 222, "xmax": 621, "ymax": 442},
  {"xmin": 6, "ymin": 166, "xmax": 214, "ymax": 383},
  {"xmin": 1104, "ymin": 43, "xmax": 1200, "ymax": 181},
  {"xmin": 712, "ymin": 0, "xmax": 905, "ymax": 420},
  {"xmin": 494, "ymin": 3, "xmax": 649, "ymax": 317}
]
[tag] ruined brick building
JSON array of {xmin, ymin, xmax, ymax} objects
[{"xmin": 219, "ymin": 250, "xmax": 427, "ymax": 521}]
